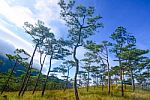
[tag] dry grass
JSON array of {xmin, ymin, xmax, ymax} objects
[{"xmin": 0, "ymin": 85, "xmax": 150, "ymax": 100}]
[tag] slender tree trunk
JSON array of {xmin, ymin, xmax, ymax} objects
[
  {"xmin": 119, "ymin": 59, "xmax": 124, "ymax": 97},
  {"xmin": 32, "ymin": 67, "xmax": 42, "ymax": 94},
  {"xmin": 107, "ymin": 59, "xmax": 110, "ymax": 94},
  {"xmin": 131, "ymin": 69, "xmax": 135, "ymax": 92},
  {"xmin": 107, "ymin": 71, "xmax": 110, "ymax": 94},
  {"xmin": 1, "ymin": 61, "xmax": 17, "ymax": 94},
  {"xmin": 87, "ymin": 71, "xmax": 89, "ymax": 92},
  {"xmin": 115, "ymin": 77, "xmax": 118, "ymax": 86},
  {"xmin": 121, "ymin": 69, "xmax": 124, "ymax": 96},
  {"xmin": 32, "ymin": 55, "xmax": 47, "ymax": 94},
  {"xmin": 148, "ymin": 67, "xmax": 150, "ymax": 89},
  {"xmin": 142, "ymin": 84, "xmax": 143, "ymax": 90},
  {"xmin": 21, "ymin": 70, "xmax": 32, "ymax": 96},
  {"xmin": 122, "ymin": 69, "xmax": 125, "ymax": 81},
  {"xmin": 73, "ymin": 45, "xmax": 79, "ymax": 100},
  {"xmin": 105, "ymin": 45, "xmax": 111, "ymax": 94},
  {"xmin": 67, "ymin": 67, "xmax": 70, "ymax": 89},
  {"xmin": 96, "ymin": 75, "xmax": 98, "ymax": 87},
  {"xmin": 18, "ymin": 43, "xmax": 38, "ymax": 96},
  {"xmin": 101, "ymin": 76, "xmax": 104, "ymax": 92},
  {"xmin": 41, "ymin": 55, "xmax": 52, "ymax": 96},
  {"xmin": 64, "ymin": 66, "xmax": 70, "ymax": 92},
  {"xmin": 63, "ymin": 82, "xmax": 66, "ymax": 92}
]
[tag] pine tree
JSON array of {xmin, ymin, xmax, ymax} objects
[
  {"xmin": 58, "ymin": 0, "xmax": 103, "ymax": 99},
  {"xmin": 41, "ymin": 37, "xmax": 70, "ymax": 96},
  {"xmin": 19, "ymin": 20, "xmax": 50, "ymax": 96},
  {"xmin": 110, "ymin": 27, "xmax": 129, "ymax": 96},
  {"xmin": 1, "ymin": 49, "xmax": 30, "ymax": 94},
  {"xmin": 32, "ymin": 46, "xmax": 47, "ymax": 94}
]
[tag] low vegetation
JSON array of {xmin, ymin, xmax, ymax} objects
[{"xmin": 0, "ymin": 85, "xmax": 150, "ymax": 100}]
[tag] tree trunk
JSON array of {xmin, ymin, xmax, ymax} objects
[
  {"xmin": 101, "ymin": 76, "xmax": 104, "ymax": 92},
  {"xmin": 142, "ymin": 84, "xmax": 143, "ymax": 90},
  {"xmin": 131, "ymin": 69, "xmax": 135, "ymax": 92},
  {"xmin": 73, "ymin": 45, "xmax": 79, "ymax": 100},
  {"xmin": 18, "ymin": 43, "xmax": 38, "ymax": 96},
  {"xmin": 32, "ymin": 55, "xmax": 47, "ymax": 94},
  {"xmin": 105, "ymin": 45, "xmax": 111, "ymax": 94},
  {"xmin": 64, "ymin": 66, "xmax": 70, "ymax": 92},
  {"xmin": 115, "ymin": 77, "xmax": 117, "ymax": 86},
  {"xmin": 32, "ymin": 68, "xmax": 42, "ymax": 94},
  {"xmin": 121, "ymin": 69, "xmax": 124, "ymax": 96},
  {"xmin": 119, "ymin": 59, "xmax": 124, "ymax": 97},
  {"xmin": 148, "ymin": 67, "xmax": 150, "ymax": 89},
  {"xmin": 87, "ymin": 71, "xmax": 89, "ymax": 92},
  {"xmin": 1, "ymin": 61, "xmax": 17, "ymax": 94},
  {"xmin": 21, "ymin": 71, "xmax": 31, "ymax": 96},
  {"xmin": 96, "ymin": 75, "xmax": 98, "ymax": 87},
  {"xmin": 41, "ymin": 55, "xmax": 52, "ymax": 96},
  {"xmin": 107, "ymin": 59, "xmax": 110, "ymax": 94}
]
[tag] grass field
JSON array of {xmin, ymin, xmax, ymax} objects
[{"xmin": 0, "ymin": 85, "xmax": 150, "ymax": 100}]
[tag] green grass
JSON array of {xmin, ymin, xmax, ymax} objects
[{"xmin": 0, "ymin": 85, "xmax": 150, "ymax": 100}]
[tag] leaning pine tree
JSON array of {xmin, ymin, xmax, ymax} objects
[
  {"xmin": 1, "ymin": 49, "xmax": 30, "ymax": 94},
  {"xmin": 58, "ymin": 0, "xmax": 103, "ymax": 99},
  {"xmin": 32, "ymin": 45, "xmax": 47, "ymax": 94},
  {"xmin": 41, "ymin": 36, "xmax": 70, "ymax": 96},
  {"xmin": 19, "ymin": 20, "xmax": 50, "ymax": 96}
]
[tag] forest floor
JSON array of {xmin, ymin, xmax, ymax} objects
[{"xmin": 0, "ymin": 85, "xmax": 150, "ymax": 100}]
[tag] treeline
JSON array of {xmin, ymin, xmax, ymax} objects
[
  {"xmin": 0, "ymin": 72, "xmax": 70, "ymax": 92},
  {"xmin": 0, "ymin": 0, "xmax": 150, "ymax": 100}
]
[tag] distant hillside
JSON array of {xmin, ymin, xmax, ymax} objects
[
  {"xmin": 0, "ymin": 54, "xmax": 73, "ymax": 91},
  {"xmin": 0, "ymin": 54, "xmax": 25, "ymax": 76}
]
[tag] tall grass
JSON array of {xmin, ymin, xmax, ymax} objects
[{"xmin": 0, "ymin": 85, "xmax": 150, "ymax": 100}]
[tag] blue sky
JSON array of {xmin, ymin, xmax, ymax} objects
[
  {"xmin": 0, "ymin": 0, "xmax": 150, "ymax": 77},
  {"xmin": 82, "ymin": 0, "xmax": 150, "ymax": 50}
]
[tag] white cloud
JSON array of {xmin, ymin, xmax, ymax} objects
[
  {"xmin": 34, "ymin": 0, "xmax": 63, "ymax": 38},
  {"xmin": 34, "ymin": 0, "xmax": 61, "ymax": 23},
  {"xmin": 0, "ymin": 0, "xmax": 70, "ymax": 75},
  {"xmin": 0, "ymin": 22, "xmax": 32, "ymax": 49},
  {"xmin": 0, "ymin": 0, "xmax": 35, "ymax": 28},
  {"xmin": 0, "ymin": 0, "xmax": 64, "ymax": 39},
  {"xmin": 0, "ymin": 38, "xmax": 15, "ymax": 55}
]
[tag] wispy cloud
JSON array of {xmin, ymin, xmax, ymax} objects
[
  {"xmin": 34, "ymin": 0, "xmax": 61, "ymax": 23},
  {"xmin": 0, "ymin": 0, "xmax": 64, "ymax": 74},
  {"xmin": 0, "ymin": 22, "xmax": 32, "ymax": 48},
  {"xmin": 0, "ymin": 38, "xmax": 15, "ymax": 55},
  {"xmin": 0, "ymin": 0, "xmax": 103, "ymax": 76},
  {"xmin": 0, "ymin": 0, "xmax": 64, "ymax": 50},
  {"xmin": 0, "ymin": 0, "xmax": 63, "ymax": 47},
  {"xmin": 0, "ymin": 0, "xmax": 35, "ymax": 27},
  {"xmin": 34, "ymin": 0, "xmax": 63, "ymax": 38}
]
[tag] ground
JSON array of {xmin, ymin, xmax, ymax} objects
[{"xmin": 0, "ymin": 85, "xmax": 150, "ymax": 100}]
